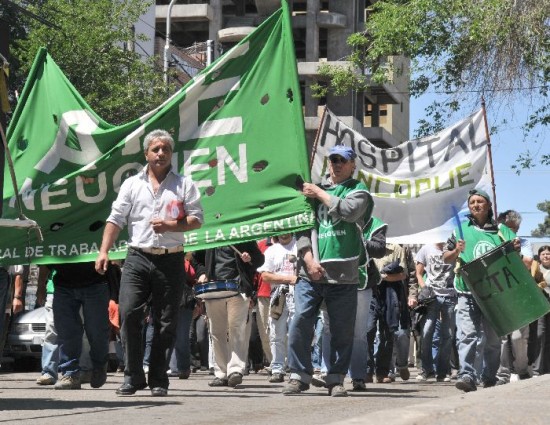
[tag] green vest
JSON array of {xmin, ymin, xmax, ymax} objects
[
  {"xmin": 316, "ymin": 179, "xmax": 370, "ymax": 263},
  {"xmin": 453, "ymin": 221, "xmax": 516, "ymax": 293}
]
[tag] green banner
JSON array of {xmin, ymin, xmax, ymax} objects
[{"xmin": 1, "ymin": 3, "xmax": 313, "ymax": 266}]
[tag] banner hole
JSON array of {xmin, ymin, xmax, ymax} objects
[
  {"xmin": 215, "ymin": 213, "xmax": 222, "ymax": 219},
  {"xmin": 286, "ymin": 88, "xmax": 293, "ymax": 102},
  {"xmin": 261, "ymin": 94, "xmax": 270, "ymax": 105},
  {"xmin": 208, "ymin": 159, "xmax": 218, "ymax": 167},
  {"xmin": 258, "ymin": 203, "xmax": 266, "ymax": 209},
  {"xmin": 17, "ymin": 138, "xmax": 28, "ymax": 151},
  {"xmin": 89, "ymin": 221, "xmax": 105, "ymax": 232},
  {"xmin": 252, "ymin": 160, "xmax": 268, "ymax": 172},
  {"xmin": 50, "ymin": 222, "xmax": 64, "ymax": 232},
  {"xmin": 205, "ymin": 186, "xmax": 215, "ymax": 196}
]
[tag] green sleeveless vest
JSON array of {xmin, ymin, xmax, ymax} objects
[
  {"xmin": 316, "ymin": 179, "xmax": 370, "ymax": 263},
  {"xmin": 358, "ymin": 216, "xmax": 387, "ymax": 290},
  {"xmin": 453, "ymin": 221, "xmax": 516, "ymax": 293}
]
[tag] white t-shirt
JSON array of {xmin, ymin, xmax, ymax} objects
[
  {"xmin": 257, "ymin": 239, "xmax": 297, "ymax": 296},
  {"xmin": 415, "ymin": 244, "xmax": 456, "ymax": 297}
]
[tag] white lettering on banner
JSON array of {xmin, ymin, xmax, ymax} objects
[
  {"xmin": 75, "ymin": 173, "xmax": 108, "ymax": 203},
  {"xmin": 35, "ymin": 110, "xmax": 101, "ymax": 174},
  {"xmin": 217, "ymin": 144, "xmax": 247, "ymax": 184},
  {"xmin": 41, "ymin": 180, "xmax": 71, "ymax": 210},
  {"xmin": 318, "ymin": 229, "xmax": 347, "ymax": 239},
  {"xmin": 0, "ymin": 248, "xmax": 21, "ymax": 259},
  {"xmin": 184, "ymin": 148, "xmax": 212, "ymax": 188}
]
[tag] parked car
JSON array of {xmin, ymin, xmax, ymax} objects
[{"xmin": 3, "ymin": 307, "xmax": 46, "ymax": 370}]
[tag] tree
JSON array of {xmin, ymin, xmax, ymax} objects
[
  {"xmin": 532, "ymin": 201, "xmax": 550, "ymax": 237},
  {"xmin": 5, "ymin": 0, "xmax": 174, "ymax": 125},
  {"xmin": 315, "ymin": 0, "xmax": 549, "ymax": 168}
]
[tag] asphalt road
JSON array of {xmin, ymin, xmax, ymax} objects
[{"xmin": 0, "ymin": 368, "xmax": 549, "ymax": 424}]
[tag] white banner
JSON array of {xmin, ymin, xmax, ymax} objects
[{"xmin": 312, "ymin": 108, "xmax": 493, "ymax": 243}]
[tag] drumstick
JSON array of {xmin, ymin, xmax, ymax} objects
[
  {"xmin": 452, "ymin": 206, "xmax": 464, "ymax": 241},
  {"xmin": 229, "ymin": 245, "xmax": 243, "ymax": 256}
]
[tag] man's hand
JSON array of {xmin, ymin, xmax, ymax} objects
[
  {"xmin": 12, "ymin": 297, "xmax": 24, "ymax": 314},
  {"xmin": 95, "ymin": 253, "xmax": 109, "ymax": 275}
]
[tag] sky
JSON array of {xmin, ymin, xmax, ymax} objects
[{"xmin": 409, "ymin": 95, "xmax": 549, "ymax": 239}]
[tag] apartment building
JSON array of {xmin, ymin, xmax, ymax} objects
[{"xmin": 140, "ymin": 0, "xmax": 409, "ymax": 149}]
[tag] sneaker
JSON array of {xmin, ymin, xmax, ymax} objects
[
  {"xmin": 328, "ymin": 383, "xmax": 348, "ymax": 397},
  {"xmin": 416, "ymin": 371, "xmax": 435, "ymax": 381},
  {"xmin": 282, "ymin": 379, "xmax": 309, "ymax": 395},
  {"xmin": 80, "ymin": 370, "xmax": 92, "ymax": 384},
  {"xmin": 351, "ymin": 379, "xmax": 367, "ymax": 391},
  {"xmin": 228, "ymin": 372, "xmax": 243, "ymax": 388},
  {"xmin": 436, "ymin": 375, "xmax": 452, "ymax": 382},
  {"xmin": 208, "ymin": 377, "xmax": 228, "ymax": 387},
  {"xmin": 36, "ymin": 374, "xmax": 56, "ymax": 385},
  {"xmin": 269, "ymin": 373, "xmax": 285, "ymax": 383},
  {"xmin": 455, "ymin": 375, "xmax": 477, "ymax": 392},
  {"xmin": 399, "ymin": 367, "xmax": 410, "ymax": 381},
  {"xmin": 91, "ymin": 368, "xmax": 107, "ymax": 388},
  {"xmin": 311, "ymin": 373, "xmax": 326, "ymax": 388},
  {"xmin": 54, "ymin": 374, "xmax": 81, "ymax": 390}
]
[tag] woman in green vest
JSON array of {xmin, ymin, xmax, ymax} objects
[{"xmin": 443, "ymin": 189, "xmax": 520, "ymax": 393}]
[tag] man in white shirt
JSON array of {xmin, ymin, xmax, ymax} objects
[{"xmin": 96, "ymin": 129, "xmax": 203, "ymax": 397}]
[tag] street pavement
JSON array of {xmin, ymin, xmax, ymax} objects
[{"xmin": 0, "ymin": 368, "xmax": 549, "ymax": 424}]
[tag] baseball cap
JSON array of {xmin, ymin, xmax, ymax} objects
[{"xmin": 328, "ymin": 145, "xmax": 357, "ymax": 161}]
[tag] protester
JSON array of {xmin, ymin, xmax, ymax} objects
[
  {"xmin": 443, "ymin": 189, "xmax": 520, "ymax": 392},
  {"xmin": 415, "ymin": 243, "xmax": 457, "ymax": 382},
  {"xmin": 531, "ymin": 245, "xmax": 550, "ymax": 376},
  {"xmin": 258, "ymin": 233, "xmax": 298, "ymax": 383},
  {"xmin": 193, "ymin": 242, "xmax": 264, "ymax": 388},
  {"xmin": 283, "ymin": 145, "xmax": 374, "ymax": 397},
  {"xmin": 96, "ymin": 129, "xmax": 203, "ymax": 397}
]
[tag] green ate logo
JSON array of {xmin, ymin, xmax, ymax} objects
[
  {"xmin": 473, "ymin": 241, "xmax": 496, "ymax": 259},
  {"xmin": 317, "ymin": 204, "xmax": 341, "ymax": 229}
]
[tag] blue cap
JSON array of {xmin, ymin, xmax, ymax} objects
[{"xmin": 328, "ymin": 145, "xmax": 356, "ymax": 161}]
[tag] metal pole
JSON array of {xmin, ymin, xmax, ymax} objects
[
  {"xmin": 163, "ymin": 0, "xmax": 177, "ymax": 85},
  {"xmin": 206, "ymin": 39, "xmax": 214, "ymax": 66}
]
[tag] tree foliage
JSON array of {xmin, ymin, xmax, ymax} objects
[
  {"xmin": 6, "ymin": 0, "xmax": 174, "ymax": 125},
  {"xmin": 316, "ymin": 0, "xmax": 549, "ymax": 167},
  {"xmin": 532, "ymin": 201, "xmax": 550, "ymax": 237}
]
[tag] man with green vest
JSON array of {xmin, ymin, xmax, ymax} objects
[
  {"xmin": 282, "ymin": 145, "xmax": 374, "ymax": 397},
  {"xmin": 443, "ymin": 189, "xmax": 520, "ymax": 392}
]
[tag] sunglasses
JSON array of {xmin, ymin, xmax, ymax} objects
[{"xmin": 329, "ymin": 156, "xmax": 349, "ymax": 164}]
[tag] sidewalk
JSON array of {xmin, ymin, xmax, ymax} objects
[{"xmin": 333, "ymin": 374, "xmax": 550, "ymax": 425}]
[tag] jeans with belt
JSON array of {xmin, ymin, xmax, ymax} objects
[{"xmin": 119, "ymin": 248, "xmax": 185, "ymax": 389}]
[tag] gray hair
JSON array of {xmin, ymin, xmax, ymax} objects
[
  {"xmin": 143, "ymin": 129, "xmax": 175, "ymax": 152},
  {"xmin": 497, "ymin": 209, "xmax": 522, "ymax": 226}
]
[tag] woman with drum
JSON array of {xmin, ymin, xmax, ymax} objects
[
  {"xmin": 442, "ymin": 189, "xmax": 520, "ymax": 393},
  {"xmin": 193, "ymin": 242, "xmax": 264, "ymax": 388}
]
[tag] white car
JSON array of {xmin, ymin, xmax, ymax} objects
[{"xmin": 3, "ymin": 307, "xmax": 46, "ymax": 370}]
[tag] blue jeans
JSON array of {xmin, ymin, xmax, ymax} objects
[
  {"xmin": 310, "ymin": 314, "xmax": 323, "ymax": 371},
  {"xmin": 168, "ymin": 307, "xmax": 194, "ymax": 373},
  {"xmin": 288, "ymin": 279, "xmax": 357, "ymax": 386},
  {"xmin": 42, "ymin": 293, "xmax": 59, "ymax": 380},
  {"xmin": 366, "ymin": 295, "xmax": 394, "ymax": 377},
  {"xmin": 53, "ymin": 283, "xmax": 110, "ymax": 377},
  {"xmin": 421, "ymin": 296, "xmax": 456, "ymax": 377},
  {"xmin": 119, "ymin": 249, "xmax": 185, "ymax": 389},
  {"xmin": 456, "ymin": 294, "xmax": 501, "ymax": 384}
]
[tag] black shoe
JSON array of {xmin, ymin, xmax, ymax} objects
[
  {"xmin": 151, "ymin": 387, "xmax": 168, "ymax": 397},
  {"xmin": 178, "ymin": 370, "xmax": 191, "ymax": 380},
  {"xmin": 116, "ymin": 382, "xmax": 147, "ymax": 396},
  {"xmin": 228, "ymin": 372, "xmax": 243, "ymax": 388},
  {"xmin": 91, "ymin": 368, "xmax": 107, "ymax": 388}
]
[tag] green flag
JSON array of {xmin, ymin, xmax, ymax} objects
[{"xmin": 1, "ymin": 3, "xmax": 313, "ymax": 266}]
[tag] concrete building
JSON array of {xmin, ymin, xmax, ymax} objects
[{"xmin": 150, "ymin": 0, "xmax": 409, "ymax": 149}]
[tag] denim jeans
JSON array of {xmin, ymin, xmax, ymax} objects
[
  {"xmin": 168, "ymin": 306, "xmax": 194, "ymax": 373},
  {"xmin": 41, "ymin": 293, "xmax": 59, "ymax": 380},
  {"xmin": 119, "ymin": 249, "xmax": 185, "ymax": 389},
  {"xmin": 391, "ymin": 325, "xmax": 411, "ymax": 370},
  {"xmin": 268, "ymin": 293, "xmax": 295, "ymax": 374},
  {"xmin": 456, "ymin": 294, "xmax": 501, "ymax": 384},
  {"xmin": 53, "ymin": 283, "xmax": 109, "ymax": 377},
  {"xmin": 366, "ymin": 295, "xmax": 394, "ymax": 377},
  {"xmin": 421, "ymin": 296, "xmax": 456, "ymax": 377},
  {"xmin": 310, "ymin": 314, "xmax": 324, "ymax": 371},
  {"xmin": 288, "ymin": 279, "xmax": 357, "ymax": 386}
]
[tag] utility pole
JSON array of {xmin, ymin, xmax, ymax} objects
[{"xmin": 0, "ymin": 23, "xmax": 9, "ymax": 216}]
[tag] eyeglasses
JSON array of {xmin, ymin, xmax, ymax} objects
[{"xmin": 329, "ymin": 156, "xmax": 349, "ymax": 164}]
